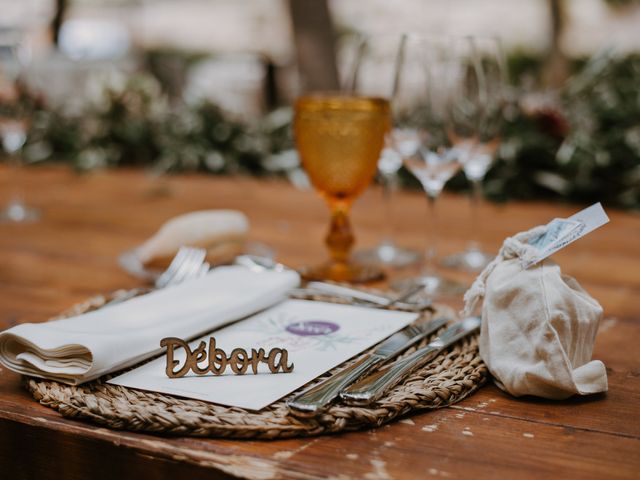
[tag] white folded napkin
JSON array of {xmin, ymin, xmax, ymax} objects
[{"xmin": 0, "ymin": 266, "xmax": 300, "ymax": 385}]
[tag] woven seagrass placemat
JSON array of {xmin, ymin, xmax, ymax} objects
[{"xmin": 24, "ymin": 290, "xmax": 488, "ymax": 439}]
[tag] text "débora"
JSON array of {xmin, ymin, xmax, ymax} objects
[{"xmin": 161, "ymin": 337, "xmax": 294, "ymax": 378}]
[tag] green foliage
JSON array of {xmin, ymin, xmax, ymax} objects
[
  {"xmin": 2, "ymin": 52, "xmax": 639, "ymax": 210},
  {"xmin": 15, "ymin": 74, "xmax": 278, "ymax": 176},
  {"xmin": 486, "ymin": 52, "xmax": 640, "ymax": 209}
]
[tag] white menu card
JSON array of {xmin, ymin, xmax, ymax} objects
[{"xmin": 108, "ymin": 300, "xmax": 418, "ymax": 410}]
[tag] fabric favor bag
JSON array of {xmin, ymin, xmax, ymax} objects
[{"xmin": 463, "ymin": 226, "xmax": 608, "ymax": 399}]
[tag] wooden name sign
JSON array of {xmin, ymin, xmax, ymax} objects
[{"xmin": 160, "ymin": 337, "xmax": 294, "ymax": 378}]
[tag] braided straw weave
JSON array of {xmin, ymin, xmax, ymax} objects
[{"xmin": 25, "ymin": 290, "xmax": 487, "ymax": 439}]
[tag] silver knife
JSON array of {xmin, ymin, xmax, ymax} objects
[
  {"xmin": 305, "ymin": 282, "xmax": 396, "ymax": 305},
  {"xmin": 287, "ymin": 316, "xmax": 448, "ymax": 417},
  {"xmin": 340, "ymin": 316, "xmax": 481, "ymax": 406},
  {"xmin": 295, "ymin": 282, "xmax": 432, "ymax": 311}
]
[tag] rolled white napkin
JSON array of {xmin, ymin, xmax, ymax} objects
[
  {"xmin": 137, "ymin": 210, "xmax": 249, "ymax": 268},
  {"xmin": 0, "ymin": 266, "xmax": 300, "ymax": 385}
]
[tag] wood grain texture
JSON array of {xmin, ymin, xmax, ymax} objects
[{"xmin": 1, "ymin": 165, "xmax": 639, "ymax": 479}]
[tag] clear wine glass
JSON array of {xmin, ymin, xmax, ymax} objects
[
  {"xmin": 391, "ymin": 35, "xmax": 481, "ymax": 298},
  {"xmin": 0, "ymin": 29, "xmax": 39, "ymax": 223},
  {"xmin": 443, "ymin": 36, "xmax": 507, "ymax": 271},
  {"xmin": 347, "ymin": 33, "xmax": 421, "ymax": 268}
]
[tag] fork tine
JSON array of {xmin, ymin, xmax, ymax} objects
[
  {"xmin": 155, "ymin": 247, "xmax": 206, "ymax": 288},
  {"xmin": 167, "ymin": 247, "xmax": 199, "ymax": 286},
  {"xmin": 155, "ymin": 247, "xmax": 191, "ymax": 288},
  {"xmin": 164, "ymin": 248, "xmax": 206, "ymax": 287},
  {"xmin": 179, "ymin": 253, "xmax": 209, "ymax": 282},
  {"xmin": 196, "ymin": 262, "xmax": 210, "ymax": 278}
]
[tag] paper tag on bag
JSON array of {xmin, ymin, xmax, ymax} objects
[{"xmin": 523, "ymin": 203, "xmax": 609, "ymax": 269}]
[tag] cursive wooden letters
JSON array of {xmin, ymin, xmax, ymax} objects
[{"xmin": 160, "ymin": 337, "xmax": 294, "ymax": 378}]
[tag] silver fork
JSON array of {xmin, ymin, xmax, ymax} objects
[
  {"xmin": 155, "ymin": 246, "xmax": 209, "ymax": 288},
  {"xmin": 107, "ymin": 247, "xmax": 209, "ymax": 306}
]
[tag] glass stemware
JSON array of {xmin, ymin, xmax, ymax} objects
[
  {"xmin": 391, "ymin": 35, "xmax": 482, "ymax": 297},
  {"xmin": 294, "ymin": 94, "xmax": 391, "ymax": 283},
  {"xmin": 443, "ymin": 36, "xmax": 507, "ymax": 271},
  {"xmin": 347, "ymin": 33, "xmax": 421, "ymax": 268},
  {"xmin": 354, "ymin": 146, "xmax": 422, "ymax": 267},
  {"xmin": 0, "ymin": 29, "xmax": 39, "ymax": 223}
]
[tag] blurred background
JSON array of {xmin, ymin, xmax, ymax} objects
[{"xmin": 1, "ymin": 0, "xmax": 639, "ymax": 209}]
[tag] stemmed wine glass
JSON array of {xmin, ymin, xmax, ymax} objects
[
  {"xmin": 293, "ymin": 82, "xmax": 391, "ymax": 282},
  {"xmin": 0, "ymin": 29, "xmax": 38, "ymax": 223},
  {"xmin": 347, "ymin": 34, "xmax": 421, "ymax": 268},
  {"xmin": 443, "ymin": 36, "xmax": 507, "ymax": 271},
  {"xmin": 355, "ymin": 145, "xmax": 421, "ymax": 267},
  {"xmin": 391, "ymin": 35, "xmax": 482, "ymax": 297}
]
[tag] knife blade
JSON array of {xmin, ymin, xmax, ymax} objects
[
  {"xmin": 340, "ymin": 316, "xmax": 481, "ymax": 406},
  {"xmin": 294, "ymin": 282, "xmax": 432, "ymax": 311},
  {"xmin": 286, "ymin": 316, "xmax": 448, "ymax": 417}
]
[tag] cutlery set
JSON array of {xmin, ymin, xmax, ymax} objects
[
  {"xmin": 287, "ymin": 316, "xmax": 480, "ymax": 416},
  {"xmin": 286, "ymin": 316, "xmax": 449, "ymax": 416},
  {"xmin": 339, "ymin": 317, "xmax": 481, "ymax": 406},
  {"xmin": 121, "ymin": 247, "xmax": 481, "ymax": 415}
]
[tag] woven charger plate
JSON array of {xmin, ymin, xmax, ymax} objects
[{"xmin": 25, "ymin": 290, "xmax": 488, "ymax": 439}]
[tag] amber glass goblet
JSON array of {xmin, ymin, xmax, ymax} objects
[{"xmin": 294, "ymin": 94, "xmax": 391, "ymax": 282}]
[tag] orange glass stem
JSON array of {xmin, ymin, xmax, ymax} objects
[{"xmin": 325, "ymin": 206, "xmax": 354, "ymax": 265}]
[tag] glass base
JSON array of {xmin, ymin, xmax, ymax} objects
[
  {"xmin": 0, "ymin": 200, "xmax": 40, "ymax": 223},
  {"xmin": 391, "ymin": 273, "xmax": 467, "ymax": 299},
  {"xmin": 353, "ymin": 242, "xmax": 421, "ymax": 268},
  {"xmin": 300, "ymin": 261, "xmax": 385, "ymax": 283},
  {"xmin": 441, "ymin": 248, "xmax": 494, "ymax": 272}
]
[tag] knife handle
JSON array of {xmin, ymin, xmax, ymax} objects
[
  {"xmin": 287, "ymin": 354, "xmax": 382, "ymax": 417},
  {"xmin": 341, "ymin": 317, "xmax": 481, "ymax": 406},
  {"xmin": 340, "ymin": 346, "xmax": 440, "ymax": 406}
]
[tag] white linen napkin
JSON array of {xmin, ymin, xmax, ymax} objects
[{"xmin": 0, "ymin": 266, "xmax": 300, "ymax": 385}]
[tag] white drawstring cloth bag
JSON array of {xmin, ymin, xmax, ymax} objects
[{"xmin": 463, "ymin": 225, "xmax": 608, "ymax": 399}]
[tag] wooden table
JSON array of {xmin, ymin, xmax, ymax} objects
[{"xmin": 1, "ymin": 165, "xmax": 639, "ymax": 479}]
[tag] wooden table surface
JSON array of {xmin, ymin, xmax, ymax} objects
[{"xmin": 1, "ymin": 165, "xmax": 639, "ymax": 480}]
